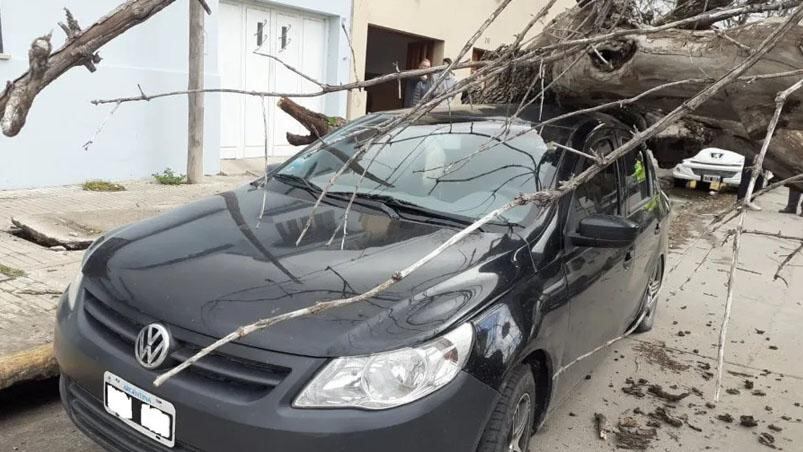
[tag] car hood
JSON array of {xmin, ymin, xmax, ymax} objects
[{"xmin": 81, "ymin": 182, "xmax": 526, "ymax": 357}]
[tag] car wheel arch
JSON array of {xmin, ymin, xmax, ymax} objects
[{"xmin": 520, "ymin": 349, "xmax": 553, "ymax": 430}]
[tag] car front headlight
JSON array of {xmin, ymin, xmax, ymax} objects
[
  {"xmin": 65, "ymin": 271, "xmax": 84, "ymax": 311},
  {"xmin": 294, "ymin": 323, "xmax": 474, "ymax": 410}
]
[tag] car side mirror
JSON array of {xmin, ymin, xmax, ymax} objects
[{"xmin": 569, "ymin": 214, "xmax": 640, "ymax": 248}]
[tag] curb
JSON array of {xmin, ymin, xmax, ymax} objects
[{"xmin": 0, "ymin": 342, "xmax": 58, "ymax": 391}]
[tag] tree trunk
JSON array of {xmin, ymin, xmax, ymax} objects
[{"xmin": 469, "ymin": 3, "xmax": 803, "ymax": 185}]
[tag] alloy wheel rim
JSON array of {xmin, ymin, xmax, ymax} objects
[
  {"xmin": 509, "ymin": 393, "xmax": 531, "ymax": 452},
  {"xmin": 645, "ymin": 261, "xmax": 663, "ymax": 314}
]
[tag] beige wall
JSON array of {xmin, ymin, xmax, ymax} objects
[{"xmin": 346, "ymin": 0, "xmax": 573, "ymax": 118}]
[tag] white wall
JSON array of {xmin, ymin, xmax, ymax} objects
[{"xmin": 0, "ymin": 0, "xmax": 222, "ymax": 189}]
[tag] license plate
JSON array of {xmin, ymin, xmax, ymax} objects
[
  {"xmin": 702, "ymin": 174, "xmax": 721, "ymax": 183},
  {"xmin": 103, "ymin": 372, "xmax": 176, "ymax": 448}
]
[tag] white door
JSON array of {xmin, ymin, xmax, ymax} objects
[
  {"xmin": 219, "ymin": 2, "xmax": 328, "ymax": 160},
  {"xmin": 219, "ymin": 2, "xmax": 244, "ymax": 159},
  {"xmin": 271, "ymin": 15, "xmax": 327, "ymax": 157},
  {"xmin": 243, "ymin": 7, "xmax": 272, "ymax": 159}
]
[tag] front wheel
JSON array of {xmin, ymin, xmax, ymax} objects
[
  {"xmin": 477, "ymin": 365, "xmax": 536, "ymax": 452},
  {"xmin": 635, "ymin": 257, "xmax": 664, "ymax": 333}
]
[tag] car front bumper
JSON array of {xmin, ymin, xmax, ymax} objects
[{"xmin": 55, "ymin": 294, "xmax": 499, "ymax": 452}]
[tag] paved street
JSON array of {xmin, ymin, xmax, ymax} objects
[{"xmin": 0, "ymin": 183, "xmax": 801, "ymax": 451}]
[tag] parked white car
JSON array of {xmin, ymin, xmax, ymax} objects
[{"xmin": 673, "ymin": 147, "xmax": 744, "ymax": 188}]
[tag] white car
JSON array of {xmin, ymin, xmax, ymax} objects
[{"xmin": 673, "ymin": 147, "xmax": 744, "ymax": 188}]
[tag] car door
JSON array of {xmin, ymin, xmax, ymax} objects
[
  {"xmin": 562, "ymin": 131, "xmax": 633, "ymax": 363},
  {"xmin": 617, "ymin": 134, "xmax": 662, "ymax": 320}
]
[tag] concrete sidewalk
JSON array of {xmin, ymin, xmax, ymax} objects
[
  {"xmin": 0, "ymin": 175, "xmax": 252, "ymax": 389},
  {"xmin": 533, "ymin": 187, "xmax": 803, "ymax": 451}
]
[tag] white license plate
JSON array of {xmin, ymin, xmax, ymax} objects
[
  {"xmin": 702, "ymin": 174, "xmax": 721, "ymax": 183},
  {"xmin": 103, "ymin": 372, "xmax": 176, "ymax": 448}
]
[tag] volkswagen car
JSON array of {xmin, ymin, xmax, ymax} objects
[{"xmin": 55, "ymin": 105, "xmax": 670, "ymax": 452}]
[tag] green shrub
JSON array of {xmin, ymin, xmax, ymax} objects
[
  {"xmin": 82, "ymin": 180, "xmax": 126, "ymax": 192},
  {"xmin": 152, "ymin": 168, "xmax": 187, "ymax": 185}
]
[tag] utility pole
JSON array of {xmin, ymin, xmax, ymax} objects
[{"xmin": 187, "ymin": 0, "xmax": 205, "ymax": 184}]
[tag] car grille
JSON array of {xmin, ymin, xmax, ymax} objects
[
  {"xmin": 690, "ymin": 168, "xmax": 739, "ymax": 179},
  {"xmin": 63, "ymin": 376, "xmax": 201, "ymax": 452},
  {"xmin": 82, "ymin": 290, "xmax": 291, "ymax": 403}
]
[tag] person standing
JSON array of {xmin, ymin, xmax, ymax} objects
[
  {"xmin": 736, "ymin": 164, "xmax": 765, "ymax": 211},
  {"xmin": 779, "ymin": 186, "xmax": 802, "ymax": 215},
  {"xmin": 438, "ymin": 58, "xmax": 460, "ymax": 106},
  {"xmin": 405, "ymin": 59, "xmax": 432, "ymax": 108}
]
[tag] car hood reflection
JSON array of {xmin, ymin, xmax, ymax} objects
[{"xmin": 82, "ymin": 182, "xmax": 524, "ymax": 357}]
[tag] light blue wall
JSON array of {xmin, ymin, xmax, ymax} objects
[
  {"xmin": 0, "ymin": 0, "xmax": 222, "ymax": 189},
  {"xmin": 0, "ymin": 0, "xmax": 352, "ymax": 190}
]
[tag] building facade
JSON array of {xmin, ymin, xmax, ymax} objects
[
  {"xmin": 0, "ymin": 0, "xmax": 568, "ymax": 189},
  {"xmin": 347, "ymin": 0, "xmax": 572, "ymax": 118},
  {"xmin": 0, "ymin": 0, "xmax": 352, "ymax": 189}
]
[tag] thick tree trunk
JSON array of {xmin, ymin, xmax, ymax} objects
[{"xmin": 469, "ymin": 3, "xmax": 803, "ymax": 185}]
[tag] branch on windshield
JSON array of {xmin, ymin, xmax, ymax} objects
[{"xmin": 151, "ymin": 5, "xmax": 803, "ymax": 386}]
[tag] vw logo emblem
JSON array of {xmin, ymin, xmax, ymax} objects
[{"xmin": 135, "ymin": 324, "xmax": 171, "ymax": 369}]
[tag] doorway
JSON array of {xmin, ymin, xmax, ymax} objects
[{"xmin": 363, "ymin": 26, "xmax": 442, "ymax": 113}]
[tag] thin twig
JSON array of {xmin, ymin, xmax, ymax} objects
[
  {"xmin": 773, "ymin": 241, "xmax": 803, "ymax": 284},
  {"xmin": 151, "ymin": 5, "xmax": 803, "ymax": 386},
  {"xmin": 341, "ymin": 21, "xmax": 361, "ymax": 87},
  {"xmin": 82, "ymin": 102, "xmax": 120, "ymax": 150}
]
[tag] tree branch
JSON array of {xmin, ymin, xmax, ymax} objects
[
  {"xmin": 152, "ymin": 4, "xmax": 803, "ymax": 387},
  {"xmin": 0, "ymin": 0, "xmax": 211, "ymax": 137}
]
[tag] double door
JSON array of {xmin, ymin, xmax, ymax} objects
[{"xmin": 219, "ymin": 2, "xmax": 327, "ymax": 159}]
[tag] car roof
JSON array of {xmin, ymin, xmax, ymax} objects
[{"xmin": 377, "ymin": 104, "xmax": 628, "ymax": 146}]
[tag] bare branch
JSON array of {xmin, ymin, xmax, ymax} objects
[
  {"xmin": 152, "ymin": 5, "xmax": 803, "ymax": 386},
  {"xmin": 714, "ymin": 73, "xmax": 803, "ymax": 401},
  {"xmin": 0, "ymin": 0, "xmax": 212, "ymax": 137}
]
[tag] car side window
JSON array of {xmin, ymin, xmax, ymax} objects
[
  {"xmin": 567, "ymin": 139, "xmax": 620, "ymax": 234},
  {"xmin": 621, "ymin": 149, "xmax": 652, "ymax": 213}
]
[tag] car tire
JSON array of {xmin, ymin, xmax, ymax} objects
[
  {"xmin": 673, "ymin": 178, "xmax": 686, "ymax": 188},
  {"xmin": 635, "ymin": 257, "xmax": 664, "ymax": 333},
  {"xmin": 477, "ymin": 365, "xmax": 536, "ymax": 452}
]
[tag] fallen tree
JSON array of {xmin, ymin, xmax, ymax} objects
[
  {"xmin": 3, "ymin": 0, "xmax": 803, "ymax": 403},
  {"xmin": 466, "ymin": 0, "xmax": 803, "ymax": 183}
]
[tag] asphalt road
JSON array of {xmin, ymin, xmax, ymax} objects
[
  {"xmin": 1, "ymin": 188, "xmax": 802, "ymax": 451},
  {"xmin": 0, "ymin": 379, "xmax": 100, "ymax": 452}
]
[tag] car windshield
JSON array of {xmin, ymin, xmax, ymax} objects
[{"xmin": 275, "ymin": 116, "xmax": 560, "ymax": 224}]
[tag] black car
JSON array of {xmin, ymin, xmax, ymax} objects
[{"xmin": 55, "ymin": 105, "xmax": 670, "ymax": 452}]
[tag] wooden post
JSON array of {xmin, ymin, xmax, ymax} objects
[{"xmin": 187, "ymin": 0, "xmax": 205, "ymax": 184}]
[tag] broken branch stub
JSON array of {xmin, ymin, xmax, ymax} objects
[{"xmin": 277, "ymin": 97, "xmax": 345, "ymax": 146}]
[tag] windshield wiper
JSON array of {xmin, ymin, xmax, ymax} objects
[
  {"xmin": 272, "ymin": 173, "xmax": 322, "ymax": 193},
  {"xmin": 333, "ymin": 193, "xmax": 479, "ymax": 228}
]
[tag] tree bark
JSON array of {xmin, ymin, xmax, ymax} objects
[
  {"xmin": 0, "ymin": 0, "xmax": 212, "ymax": 138},
  {"xmin": 469, "ymin": 3, "xmax": 803, "ymax": 185},
  {"xmin": 277, "ymin": 97, "xmax": 346, "ymax": 146}
]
